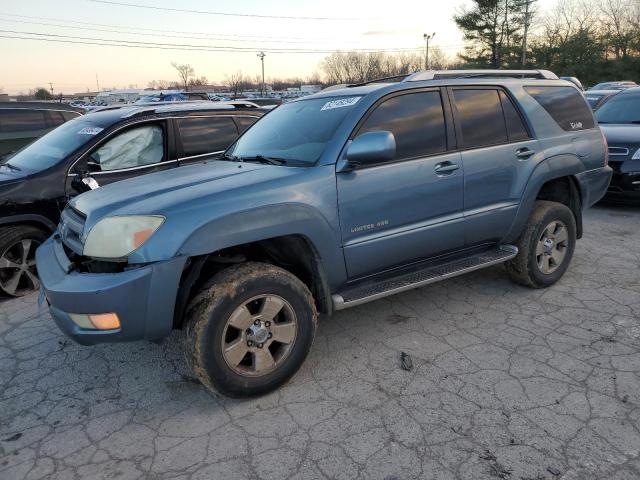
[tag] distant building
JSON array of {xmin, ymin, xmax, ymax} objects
[
  {"xmin": 0, "ymin": 93, "xmax": 9, "ymax": 101},
  {"xmin": 301, "ymin": 85, "xmax": 322, "ymax": 94},
  {"xmin": 95, "ymin": 89, "xmax": 146, "ymax": 105}
]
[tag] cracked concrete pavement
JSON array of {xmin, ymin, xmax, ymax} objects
[{"xmin": 1, "ymin": 204, "xmax": 640, "ymax": 480}]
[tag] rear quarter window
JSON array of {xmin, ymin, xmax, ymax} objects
[
  {"xmin": 524, "ymin": 86, "xmax": 595, "ymax": 131},
  {"xmin": 0, "ymin": 109, "xmax": 48, "ymax": 133}
]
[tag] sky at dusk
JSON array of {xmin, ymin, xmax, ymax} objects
[{"xmin": 1, "ymin": 0, "xmax": 556, "ymax": 94}]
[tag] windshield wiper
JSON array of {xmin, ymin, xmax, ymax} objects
[
  {"xmin": 1, "ymin": 162, "xmax": 21, "ymax": 172},
  {"xmin": 237, "ymin": 155, "xmax": 288, "ymax": 166}
]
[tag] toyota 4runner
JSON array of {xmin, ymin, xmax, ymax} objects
[{"xmin": 36, "ymin": 70, "xmax": 612, "ymax": 397}]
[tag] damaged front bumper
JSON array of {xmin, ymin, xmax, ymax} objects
[{"xmin": 36, "ymin": 235, "xmax": 187, "ymax": 345}]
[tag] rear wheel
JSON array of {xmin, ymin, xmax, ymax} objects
[
  {"xmin": 184, "ymin": 262, "xmax": 317, "ymax": 398},
  {"xmin": 506, "ymin": 200, "xmax": 577, "ymax": 288},
  {"xmin": 0, "ymin": 225, "xmax": 48, "ymax": 297}
]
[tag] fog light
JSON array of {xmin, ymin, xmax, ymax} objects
[{"xmin": 69, "ymin": 313, "xmax": 121, "ymax": 330}]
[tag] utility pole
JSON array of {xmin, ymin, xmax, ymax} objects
[
  {"xmin": 423, "ymin": 32, "xmax": 436, "ymax": 70},
  {"xmin": 48, "ymin": 82, "xmax": 54, "ymax": 97},
  {"xmin": 257, "ymin": 52, "xmax": 266, "ymax": 96},
  {"xmin": 96, "ymin": 73, "xmax": 100, "ymax": 92},
  {"xmin": 521, "ymin": 0, "xmax": 535, "ymax": 67}
]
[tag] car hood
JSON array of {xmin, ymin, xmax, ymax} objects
[
  {"xmin": 600, "ymin": 124, "xmax": 640, "ymax": 144},
  {"xmin": 0, "ymin": 165, "xmax": 30, "ymax": 186},
  {"xmin": 71, "ymin": 160, "xmax": 303, "ymax": 227}
]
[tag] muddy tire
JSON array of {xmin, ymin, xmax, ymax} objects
[
  {"xmin": 184, "ymin": 262, "xmax": 317, "ymax": 398},
  {"xmin": 506, "ymin": 200, "xmax": 577, "ymax": 288},
  {"xmin": 0, "ymin": 225, "xmax": 48, "ymax": 297}
]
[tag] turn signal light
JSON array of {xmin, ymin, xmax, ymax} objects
[{"xmin": 69, "ymin": 313, "xmax": 121, "ymax": 330}]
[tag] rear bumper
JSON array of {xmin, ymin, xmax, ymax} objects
[
  {"xmin": 574, "ymin": 166, "xmax": 613, "ymax": 208},
  {"xmin": 36, "ymin": 236, "xmax": 187, "ymax": 345}
]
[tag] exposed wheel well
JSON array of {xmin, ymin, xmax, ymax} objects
[
  {"xmin": 535, "ymin": 176, "xmax": 583, "ymax": 238},
  {"xmin": 173, "ymin": 235, "xmax": 331, "ymax": 329}
]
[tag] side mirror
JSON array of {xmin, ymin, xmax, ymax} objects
[{"xmin": 345, "ymin": 131, "xmax": 396, "ymax": 169}]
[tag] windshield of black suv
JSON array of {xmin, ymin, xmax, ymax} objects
[
  {"xmin": 226, "ymin": 95, "xmax": 363, "ymax": 165},
  {"xmin": 5, "ymin": 118, "xmax": 102, "ymax": 171},
  {"xmin": 596, "ymin": 91, "xmax": 640, "ymax": 124}
]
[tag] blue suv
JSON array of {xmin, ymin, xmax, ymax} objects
[{"xmin": 37, "ymin": 70, "xmax": 612, "ymax": 397}]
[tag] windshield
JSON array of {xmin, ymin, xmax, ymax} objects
[
  {"xmin": 596, "ymin": 93, "xmax": 640, "ymax": 124},
  {"xmin": 226, "ymin": 95, "xmax": 362, "ymax": 165},
  {"xmin": 5, "ymin": 118, "xmax": 102, "ymax": 171}
]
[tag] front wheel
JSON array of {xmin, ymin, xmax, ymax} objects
[
  {"xmin": 0, "ymin": 225, "xmax": 48, "ymax": 297},
  {"xmin": 184, "ymin": 262, "xmax": 317, "ymax": 398},
  {"xmin": 506, "ymin": 200, "xmax": 577, "ymax": 288}
]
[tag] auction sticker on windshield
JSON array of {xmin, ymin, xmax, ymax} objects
[
  {"xmin": 321, "ymin": 97, "xmax": 360, "ymax": 111},
  {"xmin": 77, "ymin": 127, "xmax": 103, "ymax": 135}
]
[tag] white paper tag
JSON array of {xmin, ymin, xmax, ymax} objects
[
  {"xmin": 321, "ymin": 97, "xmax": 360, "ymax": 111},
  {"xmin": 77, "ymin": 127, "xmax": 103, "ymax": 135}
]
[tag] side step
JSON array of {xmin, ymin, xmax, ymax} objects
[{"xmin": 332, "ymin": 245, "xmax": 518, "ymax": 310}]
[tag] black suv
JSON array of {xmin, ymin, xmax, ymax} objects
[
  {"xmin": 0, "ymin": 102, "xmax": 265, "ymax": 296},
  {"xmin": 0, "ymin": 102, "xmax": 83, "ymax": 158}
]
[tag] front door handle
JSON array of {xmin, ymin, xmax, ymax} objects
[
  {"xmin": 434, "ymin": 162, "xmax": 460, "ymax": 175},
  {"xmin": 516, "ymin": 148, "xmax": 535, "ymax": 160}
]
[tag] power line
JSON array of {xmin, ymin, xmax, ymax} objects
[
  {"xmin": 0, "ymin": 16, "xmax": 369, "ymax": 46},
  {"xmin": 87, "ymin": 0, "xmax": 367, "ymax": 21},
  {"xmin": 0, "ymin": 12, "xmax": 327, "ymax": 40},
  {"xmin": 0, "ymin": 31, "xmax": 430, "ymax": 54}
]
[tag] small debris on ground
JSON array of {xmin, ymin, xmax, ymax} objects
[
  {"xmin": 547, "ymin": 466, "xmax": 561, "ymax": 476},
  {"xmin": 3, "ymin": 433, "xmax": 22, "ymax": 442},
  {"xmin": 400, "ymin": 351, "xmax": 413, "ymax": 371}
]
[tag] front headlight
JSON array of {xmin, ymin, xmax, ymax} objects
[
  {"xmin": 83, "ymin": 215, "xmax": 165, "ymax": 259},
  {"xmin": 632, "ymin": 148, "xmax": 640, "ymax": 160}
]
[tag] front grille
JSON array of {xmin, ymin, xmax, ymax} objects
[{"xmin": 59, "ymin": 206, "xmax": 86, "ymax": 254}]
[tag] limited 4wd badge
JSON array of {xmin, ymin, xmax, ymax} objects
[{"xmin": 321, "ymin": 97, "xmax": 360, "ymax": 111}]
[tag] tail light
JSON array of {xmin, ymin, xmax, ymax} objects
[{"xmin": 600, "ymin": 129, "xmax": 609, "ymax": 167}]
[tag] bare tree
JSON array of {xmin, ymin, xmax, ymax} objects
[
  {"xmin": 226, "ymin": 71, "xmax": 247, "ymax": 98},
  {"xmin": 188, "ymin": 76, "xmax": 209, "ymax": 89},
  {"xmin": 171, "ymin": 62, "xmax": 195, "ymax": 91}
]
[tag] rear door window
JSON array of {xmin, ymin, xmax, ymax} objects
[
  {"xmin": 499, "ymin": 91, "xmax": 530, "ymax": 142},
  {"xmin": 0, "ymin": 109, "xmax": 48, "ymax": 133},
  {"xmin": 356, "ymin": 91, "xmax": 447, "ymax": 161},
  {"xmin": 453, "ymin": 89, "xmax": 508, "ymax": 148},
  {"xmin": 524, "ymin": 86, "xmax": 595, "ymax": 131},
  {"xmin": 177, "ymin": 116, "xmax": 238, "ymax": 157}
]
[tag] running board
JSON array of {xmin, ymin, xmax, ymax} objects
[{"xmin": 332, "ymin": 245, "xmax": 518, "ymax": 310}]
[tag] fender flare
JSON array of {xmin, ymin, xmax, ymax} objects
[
  {"xmin": 504, "ymin": 154, "xmax": 584, "ymax": 243},
  {"xmin": 176, "ymin": 203, "xmax": 347, "ymax": 289}
]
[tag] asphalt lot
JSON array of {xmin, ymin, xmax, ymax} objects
[{"xmin": 1, "ymin": 204, "xmax": 640, "ymax": 480}]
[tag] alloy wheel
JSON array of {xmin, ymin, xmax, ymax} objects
[
  {"xmin": 536, "ymin": 220, "xmax": 569, "ymax": 274},
  {"xmin": 0, "ymin": 239, "xmax": 41, "ymax": 297}
]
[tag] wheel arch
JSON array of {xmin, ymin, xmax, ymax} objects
[{"xmin": 0, "ymin": 214, "xmax": 57, "ymax": 233}]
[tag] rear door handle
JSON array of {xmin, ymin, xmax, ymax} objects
[
  {"xmin": 434, "ymin": 162, "xmax": 460, "ymax": 175},
  {"xmin": 516, "ymin": 148, "xmax": 535, "ymax": 160}
]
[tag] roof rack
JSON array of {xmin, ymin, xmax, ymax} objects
[
  {"xmin": 347, "ymin": 73, "xmax": 415, "ymax": 87},
  {"xmin": 404, "ymin": 69, "xmax": 558, "ymax": 82}
]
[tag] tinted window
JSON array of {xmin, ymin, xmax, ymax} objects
[
  {"xmin": 595, "ymin": 91, "xmax": 640, "ymax": 124},
  {"xmin": 453, "ymin": 89, "xmax": 508, "ymax": 148},
  {"xmin": 499, "ymin": 91, "xmax": 529, "ymax": 142},
  {"xmin": 178, "ymin": 117, "xmax": 238, "ymax": 157},
  {"xmin": 357, "ymin": 91, "xmax": 446, "ymax": 160},
  {"xmin": 525, "ymin": 86, "xmax": 595, "ymax": 131},
  {"xmin": 235, "ymin": 116, "xmax": 259, "ymax": 133},
  {"xmin": 90, "ymin": 125, "xmax": 164, "ymax": 171},
  {"xmin": 48, "ymin": 111, "xmax": 66, "ymax": 127},
  {"xmin": 0, "ymin": 109, "xmax": 48, "ymax": 133},
  {"xmin": 227, "ymin": 96, "xmax": 362, "ymax": 165},
  {"xmin": 62, "ymin": 111, "xmax": 80, "ymax": 122}
]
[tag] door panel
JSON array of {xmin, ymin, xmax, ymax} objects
[
  {"xmin": 337, "ymin": 90, "xmax": 465, "ymax": 279},
  {"xmin": 450, "ymin": 87, "xmax": 537, "ymax": 245},
  {"xmin": 339, "ymin": 151, "xmax": 464, "ymax": 278}
]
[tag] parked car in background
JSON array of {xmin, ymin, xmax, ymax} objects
[
  {"xmin": 0, "ymin": 102, "xmax": 82, "ymax": 158},
  {"xmin": 37, "ymin": 69, "xmax": 611, "ymax": 398},
  {"xmin": 589, "ymin": 81, "xmax": 638, "ymax": 91},
  {"xmin": 237, "ymin": 97, "xmax": 283, "ymax": 107},
  {"xmin": 134, "ymin": 91, "xmax": 209, "ymax": 104},
  {"xmin": 596, "ymin": 87, "xmax": 640, "ymax": 204},
  {"xmin": 561, "ymin": 76, "xmax": 584, "ymax": 90},
  {"xmin": 584, "ymin": 89, "xmax": 621, "ymax": 110},
  {"xmin": 0, "ymin": 102, "xmax": 265, "ymax": 297}
]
